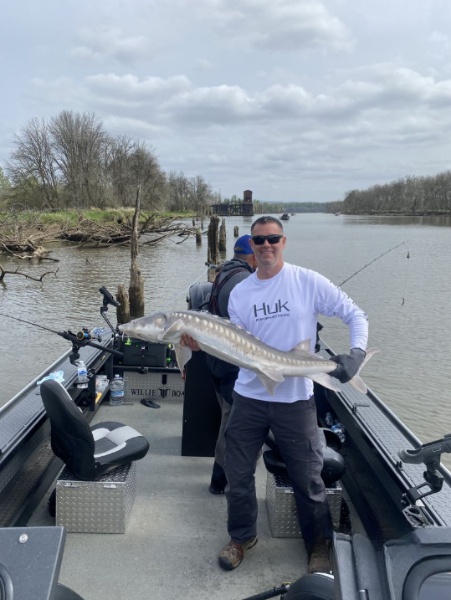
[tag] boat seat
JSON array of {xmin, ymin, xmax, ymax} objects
[
  {"xmin": 263, "ymin": 428, "xmax": 345, "ymax": 485},
  {"xmin": 284, "ymin": 573, "xmax": 335, "ymax": 599},
  {"xmin": 40, "ymin": 379, "xmax": 149, "ymax": 481}
]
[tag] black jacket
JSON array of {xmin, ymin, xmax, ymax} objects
[{"xmin": 206, "ymin": 257, "xmax": 254, "ymax": 402}]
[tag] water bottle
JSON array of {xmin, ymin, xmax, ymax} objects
[
  {"xmin": 109, "ymin": 374, "xmax": 125, "ymax": 406},
  {"xmin": 76, "ymin": 360, "xmax": 88, "ymax": 389},
  {"xmin": 331, "ymin": 422, "xmax": 346, "ymax": 444},
  {"xmin": 325, "ymin": 412, "xmax": 334, "ymax": 427}
]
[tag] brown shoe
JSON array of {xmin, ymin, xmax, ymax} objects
[
  {"xmin": 308, "ymin": 540, "xmax": 333, "ymax": 574},
  {"xmin": 218, "ymin": 537, "xmax": 258, "ymax": 571}
]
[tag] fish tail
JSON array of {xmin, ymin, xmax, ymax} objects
[{"xmin": 349, "ymin": 347, "xmax": 379, "ymax": 394}]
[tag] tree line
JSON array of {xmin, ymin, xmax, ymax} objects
[
  {"xmin": 1, "ymin": 110, "xmax": 450, "ymax": 216},
  {"xmin": 339, "ymin": 172, "xmax": 451, "ymax": 215},
  {"xmin": 0, "ymin": 111, "xmax": 217, "ymax": 214}
]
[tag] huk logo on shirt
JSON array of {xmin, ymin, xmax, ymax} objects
[{"xmin": 253, "ymin": 299, "xmax": 290, "ymax": 318}]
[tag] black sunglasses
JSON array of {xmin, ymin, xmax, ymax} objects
[{"xmin": 251, "ymin": 234, "xmax": 283, "ymax": 245}]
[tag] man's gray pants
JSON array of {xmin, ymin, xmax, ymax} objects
[
  {"xmin": 214, "ymin": 391, "xmax": 233, "ymax": 470},
  {"xmin": 224, "ymin": 392, "xmax": 333, "ymax": 554}
]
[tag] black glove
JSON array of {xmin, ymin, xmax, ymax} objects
[{"xmin": 330, "ymin": 348, "xmax": 366, "ymax": 383}]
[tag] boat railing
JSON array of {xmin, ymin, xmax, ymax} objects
[{"xmin": 317, "ymin": 340, "xmax": 451, "ymax": 529}]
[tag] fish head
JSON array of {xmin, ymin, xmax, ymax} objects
[{"xmin": 119, "ymin": 312, "xmax": 169, "ymax": 342}]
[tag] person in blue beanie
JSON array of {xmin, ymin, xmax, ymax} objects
[{"xmin": 205, "ymin": 234, "xmax": 257, "ymax": 493}]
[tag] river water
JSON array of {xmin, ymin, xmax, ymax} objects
[{"xmin": 1, "ymin": 213, "xmax": 450, "ymax": 453}]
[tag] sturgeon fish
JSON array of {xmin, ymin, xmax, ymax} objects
[{"xmin": 119, "ymin": 310, "xmax": 377, "ymax": 395}]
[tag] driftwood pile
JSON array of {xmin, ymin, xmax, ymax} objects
[
  {"xmin": 0, "ymin": 214, "xmax": 198, "ymax": 258},
  {"xmin": 0, "ymin": 212, "xmax": 200, "ymax": 284}
]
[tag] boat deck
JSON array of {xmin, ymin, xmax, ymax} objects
[{"xmin": 28, "ymin": 395, "xmax": 305, "ymax": 600}]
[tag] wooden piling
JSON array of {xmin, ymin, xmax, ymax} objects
[
  {"xmin": 195, "ymin": 228, "xmax": 202, "ymax": 246},
  {"xmin": 129, "ymin": 186, "xmax": 145, "ymax": 319},
  {"xmin": 207, "ymin": 215, "xmax": 220, "ymax": 266},
  {"xmin": 234, "ymin": 226, "xmax": 239, "ymax": 238},
  {"xmin": 219, "ymin": 218, "xmax": 227, "ymax": 253},
  {"xmin": 207, "ymin": 265, "xmax": 217, "ymax": 283},
  {"xmin": 116, "ymin": 284, "xmax": 130, "ymax": 324}
]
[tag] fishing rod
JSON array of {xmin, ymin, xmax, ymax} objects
[
  {"xmin": 0, "ymin": 312, "xmax": 124, "ymax": 361},
  {"xmin": 241, "ymin": 582, "xmax": 291, "ymax": 600},
  {"xmin": 0, "ymin": 286, "xmax": 124, "ymax": 363},
  {"xmin": 338, "ymin": 240, "xmax": 407, "ymax": 287}
]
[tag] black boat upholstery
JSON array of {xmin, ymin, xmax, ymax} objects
[
  {"xmin": 40, "ymin": 380, "xmax": 149, "ymax": 480},
  {"xmin": 263, "ymin": 428, "xmax": 345, "ymax": 485},
  {"xmin": 284, "ymin": 573, "xmax": 335, "ymax": 599}
]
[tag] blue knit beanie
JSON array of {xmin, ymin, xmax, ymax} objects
[{"xmin": 233, "ymin": 234, "xmax": 253, "ymax": 255}]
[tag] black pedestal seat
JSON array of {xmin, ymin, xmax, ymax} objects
[
  {"xmin": 263, "ymin": 428, "xmax": 345, "ymax": 485},
  {"xmin": 284, "ymin": 573, "xmax": 335, "ymax": 599},
  {"xmin": 40, "ymin": 379, "xmax": 149, "ymax": 480}
]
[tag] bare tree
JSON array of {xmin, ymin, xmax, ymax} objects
[
  {"xmin": 0, "ymin": 167, "xmax": 11, "ymax": 209},
  {"xmin": 106, "ymin": 137, "xmax": 166, "ymax": 210},
  {"xmin": 6, "ymin": 118, "xmax": 59, "ymax": 210},
  {"xmin": 167, "ymin": 171, "xmax": 190, "ymax": 211},
  {"xmin": 188, "ymin": 174, "xmax": 214, "ymax": 215},
  {"xmin": 106, "ymin": 135, "xmax": 136, "ymax": 208},
  {"xmin": 49, "ymin": 111, "xmax": 108, "ymax": 209},
  {"xmin": 128, "ymin": 143, "xmax": 167, "ymax": 211},
  {"xmin": 4, "ymin": 110, "xmax": 219, "ymax": 214}
]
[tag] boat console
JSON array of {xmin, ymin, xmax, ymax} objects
[{"xmin": 0, "ymin": 526, "xmax": 84, "ymax": 599}]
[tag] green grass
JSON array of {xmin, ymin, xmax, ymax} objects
[{"xmin": 0, "ymin": 209, "xmax": 197, "ymax": 233}]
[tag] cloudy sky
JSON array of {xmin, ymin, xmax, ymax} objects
[{"xmin": 2, "ymin": 0, "xmax": 451, "ymax": 203}]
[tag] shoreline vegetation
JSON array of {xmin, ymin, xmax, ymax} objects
[
  {"xmin": 0, "ymin": 209, "xmax": 199, "ymax": 254},
  {"xmin": 2, "ymin": 111, "xmax": 451, "ymax": 223}
]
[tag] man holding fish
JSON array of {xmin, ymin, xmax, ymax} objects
[
  {"xmin": 119, "ymin": 215, "xmax": 370, "ymax": 575},
  {"xmin": 217, "ymin": 215, "xmax": 368, "ymax": 575}
]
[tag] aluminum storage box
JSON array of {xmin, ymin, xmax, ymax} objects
[
  {"xmin": 266, "ymin": 472, "xmax": 342, "ymax": 537},
  {"xmin": 56, "ymin": 462, "xmax": 136, "ymax": 533},
  {"xmin": 124, "ymin": 370, "xmax": 185, "ymax": 403}
]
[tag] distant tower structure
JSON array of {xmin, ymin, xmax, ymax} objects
[
  {"xmin": 242, "ymin": 190, "xmax": 253, "ymax": 215},
  {"xmin": 210, "ymin": 189, "xmax": 254, "ymax": 216}
]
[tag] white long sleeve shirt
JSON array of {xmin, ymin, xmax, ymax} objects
[{"xmin": 228, "ymin": 262, "xmax": 368, "ymax": 403}]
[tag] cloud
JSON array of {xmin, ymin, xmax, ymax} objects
[
  {"xmin": 166, "ymin": 85, "xmax": 261, "ymax": 123},
  {"xmin": 4, "ymin": 0, "xmax": 451, "ymax": 202},
  {"xmin": 31, "ymin": 63, "xmax": 451, "ymax": 144},
  {"xmin": 187, "ymin": 0, "xmax": 353, "ymax": 52},
  {"xmin": 71, "ymin": 28, "xmax": 154, "ymax": 65}
]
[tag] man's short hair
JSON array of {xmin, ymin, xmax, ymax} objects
[{"xmin": 251, "ymin": 216, "xmax": 283, "ymax": 231}]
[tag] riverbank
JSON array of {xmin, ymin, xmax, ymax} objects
[{"xmin": 0, "ymin": 209, "xmax": 201, "ymax": 257}]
